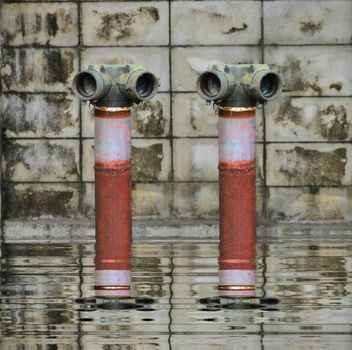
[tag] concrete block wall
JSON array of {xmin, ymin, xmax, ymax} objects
[{"xmin": 0, "ymin": 0, "xmax": 351, "ymax": 223}]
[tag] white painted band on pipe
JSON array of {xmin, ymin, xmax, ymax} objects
[
  {"xmin": 218, "ymin": 117, "xmax": 256, "ymax": 162},
  {"xmin": 219, "ymin": 269, "xmax": 255, "ymax": 286},
  {"xmin": 95, "ymin": 117, "xmax": 131, "ymax": 162},
  {"xmin": 95, "ymin": 269, "xmax": 131, "ymax": 286}
]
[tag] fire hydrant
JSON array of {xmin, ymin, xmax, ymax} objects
[
  {"xmin": 197, "ymin": 64, "xmax": 282, "ymax": 297},
  {"xmin": 72, "ymin": 64, "xmax": 159, "ymax": 297}
]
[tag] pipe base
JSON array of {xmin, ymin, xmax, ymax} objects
[
  {"xmin": 218, "ymin": 269, "xmax": 256, "ymax": 297},
  {"xmin": 95, "ymin": 269, "xmax": 131, "ymax": 298}
]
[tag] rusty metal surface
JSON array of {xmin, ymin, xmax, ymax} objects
[
  {"xmin": 94, "ymin": 109, "xmax": 132, "ymax": 296},
  {"xmin": 218, "ymin": 108, "xmax": 256, "ymax": 294}
]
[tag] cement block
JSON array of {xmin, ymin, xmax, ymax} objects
[
  {"xmin": 267, "ymin": 187, "xmax": 352, "ymax": 222},
  {"xmin": 171, "ymin": 0, "xmax": 261, "ymax": 45},
  {"xmin": 82, "ymin": 93, "xmax": 170, "ymax": 138},
  {"xmin": 0, "ymin": 3, "xmax": 78, "ymax": 46},
  {"xmin": 81, "ymin": 47, "xmax": 169, "ymax": 92},
  {"xmin": 83, "ymin": 182, "xmax": 172, "ymax": 218},
  {"xmin": 172, "ymin": 93, "xmax": 218, "ymax": 137},
  {"xmin": 2, "ymin": 219, "xmax": 75, "ymax": 242},
  {"xmin": 82, "ymin": 2, "xmax": 168, "ymax": 46},
  {"xmin": 82, "ymin": 138, "xmax": 171, "ymax": 182},
  {"xmin": 265, "ymin": 46, "xmax": 352, "ymax": 96},
  {"xmin": 82, "ymin": 183, "xmax": 95, "ymax": 218},
  {"xmin": 173, "ymin": 139, "xmax": 264, "ymax": 184},
  {"xmin": 2, "ymin": 93, "xmax": 79, "ymax": 138},
  {"xmin": 82, "ymin": 139, "xmax": 94, "ymax": 182},
  {"xmin": 267, "ymin": 143, "xmax": 352, "ymax": 186},
  {"xmin": 173, "ymin": 138, "xmax": 218, "ymax": 181},
  {"xmin": 172, "ymin": 46, "xmax": 260, "ymax": 91},
  {"xmin": 257, "ymin": 143, "xmax": 264, "ymax": 186},
  {"xmin": 0, "ymin": 48, "xmax": 78, "ymax": 92},
  {"xmin": 265, "ymin": 96, "xmax": 352, "ymax": 142},
  {"xmin": 133, "ymin": 183, "xmax": 172, "ymax": 217},
  {"xmin": 3, "ymin": 183, "xmax": 80, "ymax": 219},
  {"xmin": 2, "ymin": 140, "xmax": 80, "ymax": 182},
  {"xmin": 132, "ymin": 95, "xmax": 171, "ymax": 137},
  {"xmin": 264, "ymin": 0, "xmax": 352, "ymax": 44},
  {"xmin": 172, "ymin": 93, "xmax": 263, "ymax": 140},
  {"xmin": 173, "ymin": 183, "xmax": 218, "ymax": 218},
  {"xmin": 81, "ymin": 103, "xmax": 95, "ymax": 138}
]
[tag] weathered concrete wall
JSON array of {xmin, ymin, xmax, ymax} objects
[{"xmin": 0, "ymin": 0, "xmax": 351, "ymax": 223}]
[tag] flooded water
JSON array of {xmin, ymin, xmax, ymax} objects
[{"xmin": 0, "ymin": 236, "xmax": 351, "ymax": 349}]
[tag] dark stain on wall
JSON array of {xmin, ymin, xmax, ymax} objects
[
  {"xmin": 3, "ymin": 184, "xmax": 77, "ymax": 218},
  {"xmin": 275, "ymin": 97, "xmax": 302, "ymax": 125},
  {"xmin": 35, "ymin": 13, "xmax": 42, "ymax": 32},
  {"xmin": 2, "ymin": 94, "xmax": 37, "ymax": 135},
  {"xmin": 191, "ymin": 8, "xmax": 247, "ymax": 35},
  {"xmin": 319, "ymin": 105, "xmax": 349, "ymax": 141},
  {"xmin": 192, "ymin": 9, "xmax": 226, "ymax": 20},
  {"xmin": 329, "ymin": 82, "xmax": 342, "ymax": 91},
  {"xmin": 19, "ymin": 14, "xmax": 25, "ymax": 37},
  {"xmin": 96, "ymin": 7, "xmax": 159, "ymax": 41},
  {"xmin": 43, "ymin": 49, "xmax": 74, "ymax": 84},
  {"xmin": 1, "ymin": 48, "xmax": 16, "ymax": 90},
  {"xmin": 44, "ymin": 95, "xmax": 74, "ymax": 134},
  {"xmin": 133, "ymin": 101, "xmax": 166, "ymax": 137},
  {"xmin": 299, "ymin": 21, "xmax": 323, "ymax": 35},
  {"xmin": 309, "ymin": 186, "xmax": 320, "ymax": 195},
  {"xmin": 132, "ymin": 143, "xmax": 163, "ymax": 181},
  {"xmin": 278, "ymin": 57, "xmax": 306, "ymax": 92},
  {"xmin": 46, "ymin": 13, "xmax": 59, "ymax": 36},
  {"xmin": 19, "ymin": 49, "xmax": 28, "ymax": 83},
  {"xmin": 309, "ymin": 83, "xmax": 322, "ymax": 95},
  {"xmin": 223, "ymin": 23, "xmax": 248, "ymax": 34},
  {"xmin": 278, "ymin": 56, "xmax": 323, "ymax": 95},
  {"xmin": 277, "ymin": 146, "xmax": 347, "ymax": 186},
  {"xmin": 190, "ymin": 115, "xmax": 198, "ymax": 131}
]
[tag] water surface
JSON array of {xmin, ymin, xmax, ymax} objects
[{"xmin": 1, "ymin": 236, "xmax": 351, "ymax": 349}]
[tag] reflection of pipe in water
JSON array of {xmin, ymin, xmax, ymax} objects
[
  {"xmin": 197, "ymin": 64, "xmax": 282, "ymax": 297},
  {"xmin": 72, "ymin": 64, "xmax": 159, "ymax": 298}
]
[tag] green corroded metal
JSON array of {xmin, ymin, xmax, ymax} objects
[
  {"xmin": 196, "ymin": 64, "xmax": 282, "ymax": 107},
  {"xmin": 72, "ymin": 64, "xmax": 159, "ymax": 107}
]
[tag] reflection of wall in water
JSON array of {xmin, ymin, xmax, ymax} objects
[{"xmin": 0, "ymin": 244, "xmax": 80, "ymax": 335}]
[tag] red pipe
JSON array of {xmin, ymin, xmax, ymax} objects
[
  {"xmin": 94, "ymin": 107, "xmax": 132, "ymax": 298},
  {"xmin": 218, "ymin": 107, "xmax": 256, "ymax": 297}
]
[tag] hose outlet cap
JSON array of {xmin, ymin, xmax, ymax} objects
[
  {"xmin": 122, "ymin": 70, "xmax": 159, "ymax": 103},
  {"xmin": 196, "ymin": 70, "xmax": 232, "ymax": 101},
  {"xmin": 72, "ymin": 70, "xmax": 107, "ymax": 102},
  {"xmin": 251, "ymin": 71, "xmax": 282, "ymax": 102}
]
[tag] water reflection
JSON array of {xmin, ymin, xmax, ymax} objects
[{"xmin": 1, "ymin": 236, "xmax": 352, "ymax": 349}]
